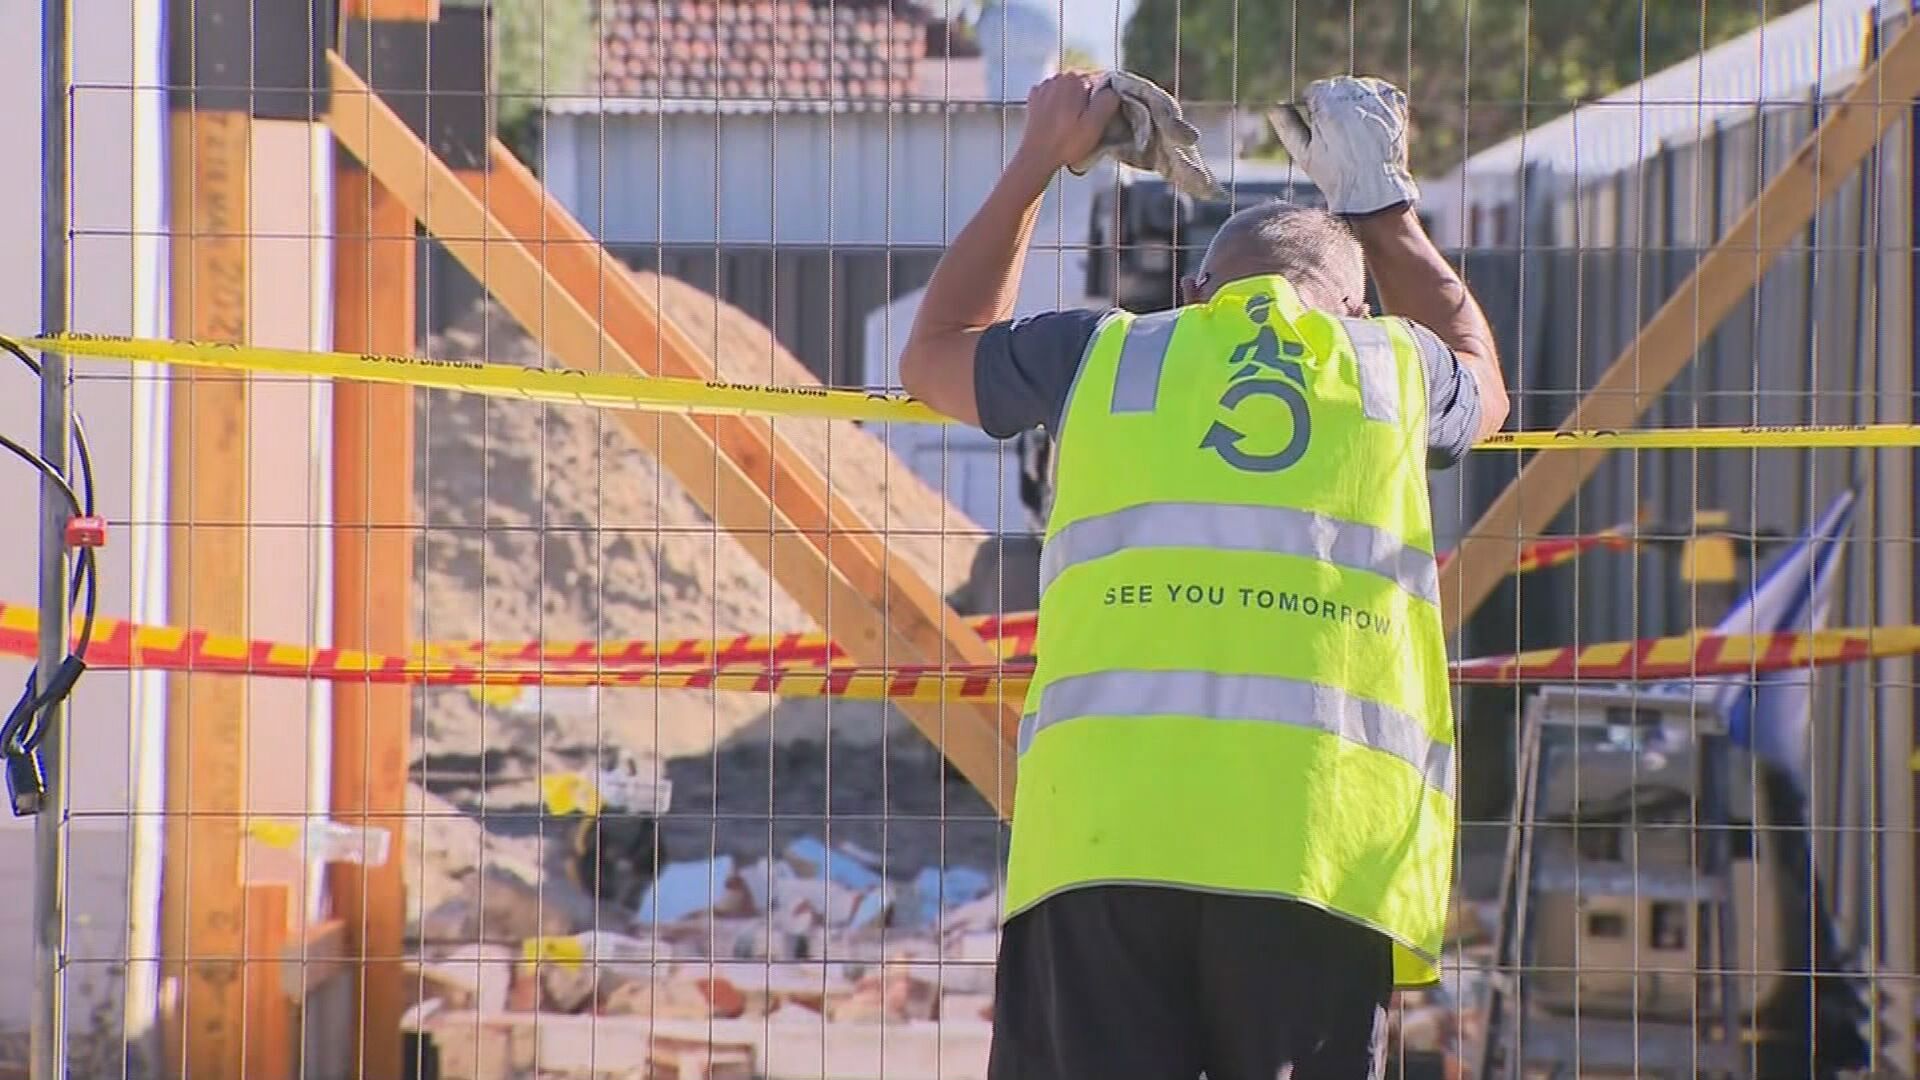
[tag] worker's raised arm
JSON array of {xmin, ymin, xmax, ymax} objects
[
  {"xmin": 1352, "ymin": 207, "xmax": 1507, "ymax": 442},
  {"xmin": 1271, "ymin": 77, "xmax": 1510, "ymax": 443},
  {"xmin": 899, "ymin": 74, "xmax": 1119, "ymax": 427}
]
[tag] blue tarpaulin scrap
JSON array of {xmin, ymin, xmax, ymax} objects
[
  {"xmin": 637, "ymin": 855, "xmax": 736, "ymax": 923},
  {"xmin": 903, "ymin": 865, "xmax": 993, "ymax": 928},
  {"xmin": 783, "ymin": 837, "xmax": 884, "ymax": 890}
]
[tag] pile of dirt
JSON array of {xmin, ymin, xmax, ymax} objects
[
  {"xmin": 406, "ymin": 271, "xmax": 1000, "ymax": 923},
  {"xmin": 414, "ymin": 272, "xmax": 988, "ymax": 759}
]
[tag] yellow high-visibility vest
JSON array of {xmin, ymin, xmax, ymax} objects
[{"xmin": 1003, "ymin": 274, "xmax": 1457, "ymax": 988}]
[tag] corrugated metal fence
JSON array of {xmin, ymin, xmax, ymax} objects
[
  {"xmin": 1458, "ymin": 93, "xmax": 1902, "ymax": 654},
  {"xmin": 1446, "ymin": 89, "xmax": 1913, "ymax": 921}
]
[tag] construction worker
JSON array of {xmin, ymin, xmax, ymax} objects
[{"xmin": 899, "ymin": 72, "xmax": 1509, "ymax": 1080}]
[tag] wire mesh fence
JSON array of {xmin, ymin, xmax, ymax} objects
[{"xmin": 1, "ymin": 0, "xmax": 1916, "ymax": 1078}]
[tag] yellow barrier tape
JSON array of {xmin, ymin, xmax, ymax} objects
[
  {"xmin": 1478, "ymin": 424, "xmax": 1920, "ymax": 450},
  {"xmin": 20, "ymin": 332, "xmax": 1920, "ymax": 450},
  {"xmin": 21, "ymin": 332, "xmax": 945, "ymax": 424}
]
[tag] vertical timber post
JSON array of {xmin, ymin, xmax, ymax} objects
[
  {"xmin": 30, "ymin": 0, "xmax": 73, "ymax": 1077},
  {"xmin": 161, "ymin": 2, "xmax": 328, "ymax": 1076},
  {"xmin": 327, "ymin": 6, "xmax": 438, "ymax": 1077},
  {"xmin": 161, "ymin": 37, "xmax": 256, "ymax": 1080},
  {"xmin": 328, "ymin": 12, "xmax": 418, "ymax": 1068},
  {"xmin": 326, "ymin": 178, "xmax": 416, "ymax": 1080},
  {"xmin": 161, "ymin": 93, "xmax": 255, "ymax": 1080}
]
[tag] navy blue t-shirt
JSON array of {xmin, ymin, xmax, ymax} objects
[{"xmin": 972, "ymin": 307, "xmax": 1484, "ymax": 472}]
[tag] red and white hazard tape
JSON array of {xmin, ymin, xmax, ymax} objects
[
  {"xmin": 412, "ymin": 526, "xmax": 1633, "ymax": 670},
  {"xmin": 4, "ymin": 599, "xmax": 1912, "ymax": 698}
]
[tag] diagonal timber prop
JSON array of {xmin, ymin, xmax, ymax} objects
[
  {"xmin": 323, "ymin": 56, "xmax": 1019, "ymax": 813},
  {"xmin": 1438, "ymin": 17, "xmax": 1920, "ymax": 633}
]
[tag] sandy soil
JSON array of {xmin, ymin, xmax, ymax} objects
[{"xmin": 405, "ymin": 273, "xmax": 1002, "ymax": 926}]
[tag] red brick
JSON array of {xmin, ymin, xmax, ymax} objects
[{"xmin": 697, "ymin": 975, "xmax": 749, "ymax": 1018}]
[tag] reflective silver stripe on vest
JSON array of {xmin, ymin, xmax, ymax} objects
[
  {"xmin": 1338, "ymin": 318, "xmax": 1399, "ymax": 425},
  {"xmin": 1018, "ymin": 669, "xmax": 1453, "ymax": 795},
  {"xmin": 1039, "ymin": 501, "xmax": 1440, "ymax": 606},
  {"xmin": 1108, "ymin": 311, "xmax": 1181, "ymax": 414}
]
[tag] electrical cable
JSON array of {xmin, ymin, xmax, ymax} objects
[
  {"xmin": 3, "ymin": 342, "xmax": 98, "ymax": 530},
  {"xmin": 0, "ymin": 428, "xmax": 99, "ymax": 668},
  {"xmin": 0, "ymin": 338, "xmax": 98, "ymax": 814}
]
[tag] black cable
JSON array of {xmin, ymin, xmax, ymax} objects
[
  {"xmin": 0, "ymin": 430, "xmax": 96, "ymax": 750},
  {"xmin": 0, "ymin": 339, "xmax": 100, "ymax": 810},
  {"xmin": 0, "ymin": 339, "xmax": 97, "ymax": 519},
  {"xmin": 0, "ymin": 431, "xmax": 84, "ymax": 522}
]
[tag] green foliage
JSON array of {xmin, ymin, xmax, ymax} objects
[
  {"xmin": 443, "ymin": 0, "xmax": 596, "ymax": 159},
  {"xmin": 1060, "ymin": 42, "xmax": 1102, "ymax": 71},
  {"xmin": 1120, "ymin": 0, "xmax": 1762, "ymax": 175}
]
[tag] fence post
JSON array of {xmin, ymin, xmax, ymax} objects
[{"xmin": 30, "ymin": 0, "xmax": 74, "ymax": 1076}]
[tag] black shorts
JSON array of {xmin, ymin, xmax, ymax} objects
[{"xmin": 987, "ymin": 885, "xmax": 1392, "ymax": 1080}]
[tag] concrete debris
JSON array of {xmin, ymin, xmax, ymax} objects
[
  {"xmin": 825, "ymin": 968, "xmax": 939, "ymax": 1023},
  {"xmin": 933, "ymin": 933, "xmax": 1000, "ymax": 994},
  {"xmin": 504, "ymin": 963, "xmax": 543, "ymax": 1013},
  {"xmin": 405, "ymin": 825, "xmax": 1499, "ymax": 1080},
  {"xmin": 411, "ymin": 944, "xmax": 517, "ymax": 1013},
  {"xmin": 410, "ymin": 833, "xmax": 1008, "ymax": 1066},
  {"xmin": 596, "ymin": 972, "xmax": 751, "ymax": 1021},
  {"xmin": 600, "ymin": 976, "xmax": 717, "ymax": 1021},
  {"xmin": 935, "ymin": 892, "xmax": 1003, "ymax": 938},
  {"xmin": 466, "ymin": 864, "xmax": 595, "ymax": 944},
  {"xmin": 1445, "ymin": 899, "xmax": 1499, "ymax": 949},
  {"xmin": 420, "ymin": 896, "xmax": 477, "ymax": 943},
  {"xmin": 646, "ymin": 1037, "xmax": 755, "ymax": 1080},
  {"xmin": 540, "ymin": 961, "xmax": 607, "ymax": 1014},
  {"xmin": 940, "ymin": 992, "xmax": 996, "ymax": 1023}
]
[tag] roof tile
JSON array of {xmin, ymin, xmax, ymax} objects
[{"xmin": 598, "ymin": 0, "xmax": 928, "ymax": 103}]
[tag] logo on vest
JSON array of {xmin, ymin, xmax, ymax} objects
[{"xmin": 1200, "ymin": 298, "xmax": 1312, "ymax": 473}]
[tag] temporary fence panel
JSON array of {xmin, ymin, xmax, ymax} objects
[{"xmin": 9, "ymin": 1, "xmax": 1918, "ymax": 1080}]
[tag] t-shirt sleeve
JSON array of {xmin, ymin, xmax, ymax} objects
[
  {"xmin": 1396, "ymin": 317, "xmax": 1485, "ymax": 472},
  {"xmin": 971, "ymin": 307, "xmax": 1115, "ymax": 440}
]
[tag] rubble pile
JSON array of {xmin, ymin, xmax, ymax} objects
[
  {"xmin": 416, "ymin": 833, "xmax": 1001, "ymax": 1017},
  {"xmin": 405, "ymin": 827, "xmax": 1503, "ymax": 1080},
  {"xmin": 406, "ymin": 832, "xmax": 1005, "ymax": 1080},
  {"xmin": 1381, "ymin": 899, "xmax": 1501, "ymax": 1079}
]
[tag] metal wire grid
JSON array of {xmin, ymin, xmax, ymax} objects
[{"xmin": 13, "ymin": 0, "xmax": 1919, "ymax": 1078}]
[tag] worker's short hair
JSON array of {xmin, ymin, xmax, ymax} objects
[{"xmin": 1200, "ymin": 200, "xmax": 1365, "ymax": 310}]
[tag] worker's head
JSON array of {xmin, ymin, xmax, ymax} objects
[{"xmin": 1181, "ymin": 200, "xmax": 1367, "ymax": 316}]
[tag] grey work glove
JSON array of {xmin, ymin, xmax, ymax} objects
[
  {"xmin": 1068, "ymin": 70, "xmax": 1226, "ymax": 201},
  {"xmin": 1267, "ymin": 76, "xmax": 1420, "ymax": 216}
]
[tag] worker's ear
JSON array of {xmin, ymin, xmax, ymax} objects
[{"xmin": 1179, "ymin": 270, "xmax": 1211, "ymax": 306}]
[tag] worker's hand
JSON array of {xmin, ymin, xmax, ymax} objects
[
  {"xmin": 1016, "ymin": 72, "xmax": 1123, "ymax": 174},
  {"xmin": 1268, "ymin": 76, "xmax": 1420, "ymax": 217}
]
